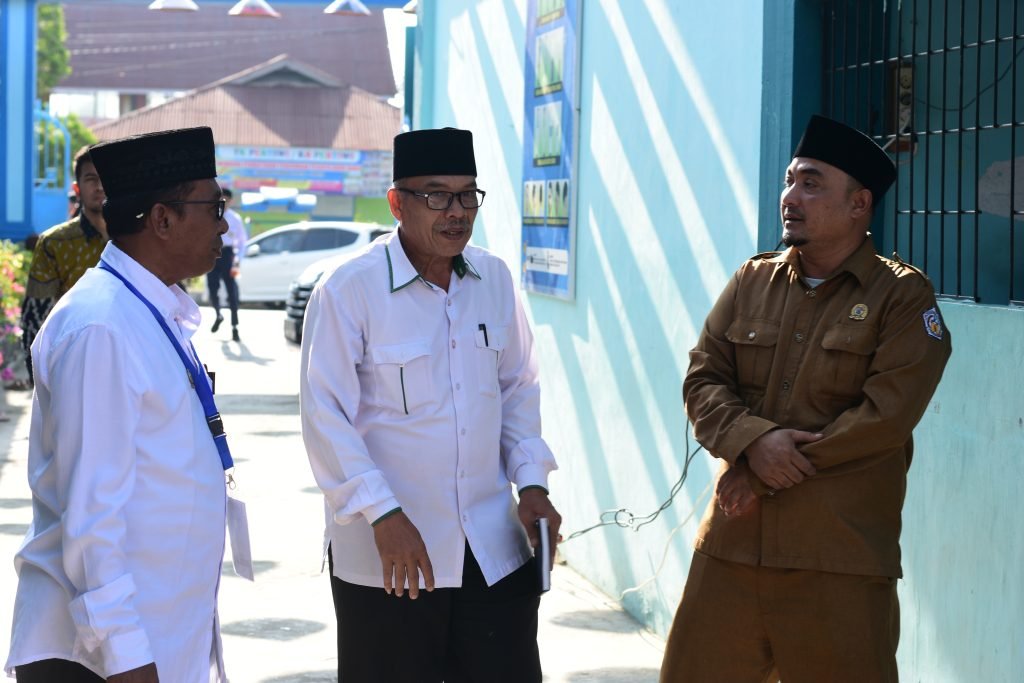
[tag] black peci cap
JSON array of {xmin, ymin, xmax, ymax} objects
[
  {"xmin": 90, "ymin": 127, "xmax": 217, "ymax": 199},
  {"xmin": 792, "ymin": 115, "xmax": 896, "ymax": 203},
  {"xmin": 393, "ymin": 128, "xmax": 477, "ymax": 181}
]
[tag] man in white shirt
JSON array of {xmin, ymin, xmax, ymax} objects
[
  {"xmin": 206, "ymin": 187, "xmax": 247, "ymax": 342},
  {"xmin": 6, "ymin": 127, "xmax": 235, "ymax": 682},
  {"xmin": 301, "ymin": 127, "xmax": 562, "ymax": 682}
]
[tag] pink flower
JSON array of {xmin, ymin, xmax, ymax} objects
[
  {"xmin": 11, "ymin": 283, "xmax": 24, "ymax": 294},
  {"xmin": 1, "ymin": 367, "xmax": 13, "ymax": 382}
]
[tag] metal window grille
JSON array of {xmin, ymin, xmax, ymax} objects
[{"xmin": 823, "ymin": 0, "xmax": 1023, "ymax": 305}]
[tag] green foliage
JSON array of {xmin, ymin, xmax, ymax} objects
[
  {"xmin": 36, "ymin": 4, "xmax": 70, "ymax": 101},
  {"xmin": 38, "ymin": 113, "xmax": 98, "ymax": 187},
  {"xmin": 0, "ymin": 241, "xmax": 30, "ymax": 382}
]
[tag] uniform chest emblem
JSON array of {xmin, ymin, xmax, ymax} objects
[
  {"xmin": 848, "ymin": 303, "xmax": 869, "ymax": 320},
  {"xmin": 923, "ymin": 307, "xmax": 944, "ymax": 340}
]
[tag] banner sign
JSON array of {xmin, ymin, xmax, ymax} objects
[
  {"xmin": 216, "ymin": 145, "xmax": 392, "ymax": 197},
  {"xmin": 521, "ymin": 0, "xmax": 580, "ymax": 299}
]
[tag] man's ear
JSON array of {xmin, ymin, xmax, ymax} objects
[
  {"xmin": 72, "ymin": 182, "xmax": 81, "ymax": 197},
  {"xmin": 386, "ymin": 188, "xmax": 403, "ymax": 222},
  {"xmin": 148, "ymin": 202, "xmax": 175, "ymax": 241},
  {"xmin": 849, "ymin": 187, "xmax": 873, "ymax": 220}
]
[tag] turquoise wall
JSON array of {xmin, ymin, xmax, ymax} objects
[
  {"xmin": 413, "ymin": 4, "xmax": 1022, "ymax": 679},
  {"xmin": 899, "ymin": 301, "xmax": 1024, "ymax": 680},
  {"xmin": 414, "ymin": 0, "xmax": 764, "ymax": 636}
]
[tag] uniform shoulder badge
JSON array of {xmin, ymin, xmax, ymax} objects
[
  {"xmin": 849, "ymin": 303, "xmax": 869, "ymax": 320},
  {"xmin": 923, "ymin": 307, "xmax": 944, "ymax": 340}
]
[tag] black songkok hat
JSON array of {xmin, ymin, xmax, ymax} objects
[
  {"xmin": 90, "ymin": 127, "xmax": 217, "ymax": 199},
  {"xmin": 792, "ymin": 115, "xmax": 897, "ymax": 202},
  {"xmin": 393, "ymin": 128, "xmax": 477, "ymax": 181}
]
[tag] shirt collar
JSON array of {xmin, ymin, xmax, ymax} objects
[
  {"xmin": 101, "ymin": 242, "xmax": 202, "ymax": 338},
  {"xmin": 384, "ymin": 230, "xmax": 482, "ymax": 294},
  {"xmin": 778, "ymin": 236, "xmax": 877, "ymax": 287},
  {"xmin": 79, "ymin": 212, "xmax": 101, "ymax": 240}
]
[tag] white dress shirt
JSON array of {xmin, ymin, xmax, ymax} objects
[
  {"xmin": 223, "ymin": 208, "xmax": 248, "ymax": 263},
  {"xmin": 300, "ymin": 231, "xmax": 557, "ymax": 588},
  {"xmin": 5, "ymin": 243, "xmax": 228, "ymax": 681}
]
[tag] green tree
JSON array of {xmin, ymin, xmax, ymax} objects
[
  {"xmin": 36, "ymin": 4, "xmax": 70, "ymax": 102},
  {"xmin": 37, "ymin": 114, "xmax": 97, "ymax": 187}
]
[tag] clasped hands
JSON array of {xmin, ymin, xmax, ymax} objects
[{"xmin": 717, "ymin": 428, "xmax": 822, "ymax": 518}]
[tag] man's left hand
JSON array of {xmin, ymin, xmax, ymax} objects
[
  {"xmin": 717, "ymin": 461, "xmax": 759, "ymax": 518},
  {"xmin": 517, "ymin": 488, "xmax": 562, "ymax": 569}
]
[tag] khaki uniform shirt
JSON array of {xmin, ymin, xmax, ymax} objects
[{"xmin": 684, "ymin": 238, "xmax": 951, "ymax": 578}]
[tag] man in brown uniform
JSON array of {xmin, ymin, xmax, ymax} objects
[{"xmin": 660, "ymin": 115, "xmax": 952, "ymax": 682}]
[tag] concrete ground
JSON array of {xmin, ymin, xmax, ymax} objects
[{"xmin": 0, "ymin": 307, "xmax": 664, "ymax": 682}]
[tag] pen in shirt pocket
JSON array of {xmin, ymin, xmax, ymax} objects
[{"xmin": 478, "ymin": 323, "xmax": 489, "ymax": 347}]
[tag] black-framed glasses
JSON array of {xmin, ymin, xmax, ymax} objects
[
  {"xmin": 162, "ymin": 198, "xmax": 227, "ymax": 220},
  {"xmin": 396, "ymin": 188, "xmax": 486, "ymax": 210}
]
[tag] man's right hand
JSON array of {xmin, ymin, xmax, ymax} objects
[
  {"xmin": 108, "ymin": 663, "xmax": 159, "ymax": 683},
  {"xmin": 745, "ymin": 429, "xmax": 821, "ymax": 490},
  {"xmin": 372, "ymin": 511, "xmax": 435, "ymax": 599}
]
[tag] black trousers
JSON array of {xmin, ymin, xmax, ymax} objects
[
  {"xmin": 16, "ymin": 659, "xmax": 103, "ymax": 682},
  {"xmin": 206, "ymin": 246, "xmax": 239, "ymax": 326},
  {"xmin": 329, "ymin": 544, "xmax": 542, "ymax": 683}
]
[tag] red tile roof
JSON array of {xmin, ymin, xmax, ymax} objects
[
  {"xmin": 59, "ymin": 3, "xmax": 396, "ymax": 97},
  {"xmin": 91, "ymin": 56, "xmax": 401, "ymax": 150}
]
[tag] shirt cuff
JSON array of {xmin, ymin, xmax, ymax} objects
[
  {"xmin": 717, "ymin": 415, "xmax": 779, "ymax": 463},
  {"xmin": 505, "ymin": 437, "xmax": 557, "ymax": 490},
  {"xmin": 358, "ymin": 496, "xmax": 402, "ymax": 527}
]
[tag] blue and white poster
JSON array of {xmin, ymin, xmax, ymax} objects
[{"xmin": 521, "ymin": 0, "xmax": 580, "ymax": 299}]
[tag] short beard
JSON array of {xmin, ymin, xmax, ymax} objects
[{"xmin": 781, "ymin": 232, "xmax": 807, "ymax": 247}]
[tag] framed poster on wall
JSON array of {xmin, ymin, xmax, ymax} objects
[{"xmin": 521, "ymin": 0, "xmax": 581, "ymax": 300}]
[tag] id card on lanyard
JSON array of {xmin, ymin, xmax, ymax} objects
[{"xmin": 99, "ymin": 260, "xmax": 254, "ymax": 580}]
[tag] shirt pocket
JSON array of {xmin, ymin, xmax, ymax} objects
[
  {"xmin": 370, "ymin": 340, "xmax": 434, "ymax": 414},
  {"xmin": 817, "ymin": 323, "xmax": 877, "ymax": 399},
  {"xmin": 725, "ymin": 318, "xmax": 780, "ymax": 391},
  {"xmin": 474, "ymin": 325, "xmax": 507, "ymax": 398}
]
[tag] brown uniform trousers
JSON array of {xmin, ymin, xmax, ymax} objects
[{"xmin": 663, "ymin": 238, "xmax": 951, "ymax": 681}]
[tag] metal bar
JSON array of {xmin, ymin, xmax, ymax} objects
[
  {"xmin": 841, "ymin": 0, "xmax": 848, "ymax": 117},
  {"xmin": 829, "ymin": 1, "xmax": 837, "ymax": 116},
  {"xmin": 894, "ymin": 0, "xmax": 903, "ymax": 257},
  {"xmin": 909, "ymin": 0, "xmax": 917, "ymax": 260},
  {"xmin": 1011, "ymin": 0, "xmax": 1019, "ymax": 301},
  {"xmin": 824, "ymin": 32, "xmax": 1024, "ymax": 71},
  {"xmin": 854, "ymin": 0, "xmax": 861, "ymax": 130},
  {"xmin": 939, "ymin": 0, "xmax": 950, "ymax": 292},
  {"xmin": 867, "ymin": 0, "xmax": 874, "ymax": 136},
  {"xmin": 956, "ymin": 0, "xmax": 966, "ymax": 298},
  {"xmin": 974, "ymin": 0, "xmax": 983, "ymax": 299},
  {"xmin": 923, "ymin": 0, "xmax": 933, "ymax": 272}
]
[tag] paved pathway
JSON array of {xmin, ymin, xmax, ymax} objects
[{"xmin": 0, "ymin": 307, "xmax": 664, "ymax": 681}]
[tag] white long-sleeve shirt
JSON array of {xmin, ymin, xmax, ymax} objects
[
  {"xmin": 5, "ymin": 242, "xmax": 228, "ymax": 681},
  {"xmin": 223, "ymin": 208, "xmax": 248, "ymax": 263},
  {"xmin": 300, "ymin": 231, "xmax": 557, "ymax": 588}
]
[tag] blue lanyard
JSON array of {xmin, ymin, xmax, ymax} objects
[{"xmin": 98, "ymin": 261, "xmax": 234, "ymax": 473}]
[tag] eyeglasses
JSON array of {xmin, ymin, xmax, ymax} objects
[
  {"xmin": 162, "ymin": 198, "xmax": 227, "ymax": 220},
  {"xmin": 396, "ymin": 188, "xmax": 486, "ymax": 210}
]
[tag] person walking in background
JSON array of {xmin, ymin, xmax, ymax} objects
[
  {"xmin": 20, "ymin": 146, "xmax": 108, "ymax": 384},
  {"xmin": 5, "ymin": 127, "xmax": 245, "ymax": 682},
  {"xmin": 300, "ymin": 127, "xmax": 561, "ymax": 683},
  {"xmin": 207, "ymin": 187, "xmax": 246, "ymax": 342},
  {"xmin": 660, "ymin": 115, "xmax": 952, "ymax": 682}
]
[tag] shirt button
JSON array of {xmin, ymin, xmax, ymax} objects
[
  {"xmin": 455, "ymin": 383, "xmax": 461, "ymax": 390},
  {"xmin": 794, "ymin": 333, "xmax": 804, "ymax": 343},
  {"xmin": 782, "ymin": 380, "xmax": 791, "ymax": 390},
  {"xmin": 747, "ymin": 331, "xmax": 756, "ymax": 340},
  {"xmin": 461, "ymin": 428, "xmax": 467, "ymax": 436},
  {"xmin": 451, "ymin": 340, "xmax": 457, "ymax": 349},
  {"xmin": 459, "ymin": 470, "xmax": 466, "ymax": 479},
  {"xmin": 808, "ymin": 290, "xmax": 817, "ymax": 298},
  {"xmin": 447, "ymin": 300, "xmax": 452, "ymax": 307},
  {"xmin": 462, "ymin": 514, "xmax": 468, "ymax": 522}
]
